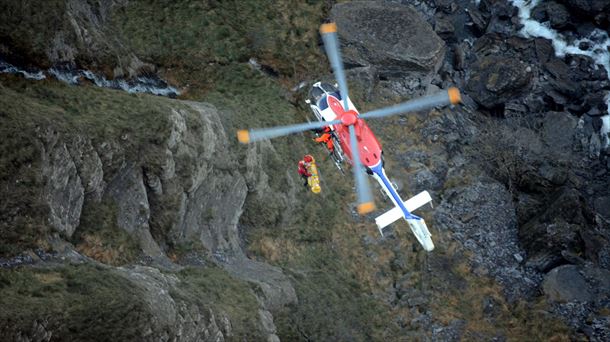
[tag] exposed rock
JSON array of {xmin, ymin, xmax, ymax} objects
[
  {"xmin": 113, "ymin": 265, "xmax": 258, "ymax": 341},
  {"xmin": 541, "ymin": 111, "xmax": 578, "ymax": 153},
  {"xmin": 520, "ymin": 188, "xmax": 590, "ymax": 271},
  {"xmin": 106, "ymin": 164, "xmax": 168, "ymax": 263},
  {"xmin": 543, "ymin": 264, "xmax": 610, "ymax": 339},
  {"xmin": 531, "ymin": 1, "xmax": 570, "ymax": 29},
  {"xmin": 434, "ymin": 180, "xmax": 539, "ymax": 300},
  {"xmin": 330, "ymin": 1, "xmax": 446, "ymax": 76},
  {"xmin": 557, "ymin": 0, "xmax": 610, "ymax": 18},
  {"xmin": 66, "ymin": 136, "xmax": 105, "ymax": 201},
  {"xmin": 41, "ymin": 131, "xmax": 84, "ymax": 238},
  {"xmin": 434, "ymin": 14, "xmax": 455, "ymax": 39},
  {"xmin": 466, "ymin": 5, "xmax": 489, "ymax": 34},
  {"xmin": 222, "ymin": 258, "xmax": 297, "ymax": 311},
  {"xmin": 466, "ymin": 55, "xmax": 533, "ymax": 109}
]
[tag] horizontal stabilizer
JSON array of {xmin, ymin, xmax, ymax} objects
[{"xmin": 375, "ymin": 191, "xmax": 433, "ymax": 232}]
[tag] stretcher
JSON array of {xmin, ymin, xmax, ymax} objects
[{"xmin": 305, "ymin": 157, "xmax": 321, "ymax": 194}]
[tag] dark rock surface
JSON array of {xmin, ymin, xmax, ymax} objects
[
  {"xmin": 466, "ymin": 55, "xmax": 533, "ymax": 109},
  {"xmin": 331, "ymin": 1, "xmax": 446, "ymax": 75}
]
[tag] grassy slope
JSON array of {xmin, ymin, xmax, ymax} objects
[
  {"xmin": 0, "ymin": 264, "xmax": 264, "ymax": 341},
  {"xmin": 0, "ymin": 264, "xmax": 151, "ymax": 341},
  {"xmin": 0, "ymin": 76, "xmax": 174, "ymax": 256}
]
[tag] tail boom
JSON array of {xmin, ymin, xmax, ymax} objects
[{"xmin": 370, "ymin": 164, "xmax": 435, "ymax": 251}]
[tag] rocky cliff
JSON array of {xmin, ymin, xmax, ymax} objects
[{"xmin": 1, "ymin": 0, "xmax": 609, "ymax": 341}]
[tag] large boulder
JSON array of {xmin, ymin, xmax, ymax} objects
[
  {"xmin": 520, "ymin": 188, "xmax": 592, "ymax": 271},
  {"xmin": 543, "ymin": 265, "xmax": 592, "ymax": 302},
  {"xmin": 466, "ymin": 55, "xmax": 533, "ymax": 109},
  {"xmin": 330, "ymin": 1, "xmax": 446, "ymax": 76}
]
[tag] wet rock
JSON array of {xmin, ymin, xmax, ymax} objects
[
  {"xmin": 331, "ymin": 1, "xmax": 446, "ymax": 75},
  {"xmin": 594, "ymin": 195, "xmax": 610, "ymax": 219},
  {"xmin": 541, "ymin": 111, "xmax": 578, "ymax": 153},
  {"xmin": 434, "ymin": 15, "xmax": 455, "ymax": 40},
  {"xmin": 557, "ymin": 0, "xmax": 610, "ymax": 19},
  {"xmin": 466, "ymin": 5, "xmax": 489, "ymax": 34},
  {"xmin": 520, "ymin": 188, "xmax": 593, "ymax": 271},
  {"xmin": 532, "ymin": 1, "xmax": 571, "ymax": 29},
  {"xmin": 466, "ymin": 55, "xmax": 533, "ymax": 109},
  {"xmin": 534, "ymin": 38, "xmax": 555, "ymax": 63}
]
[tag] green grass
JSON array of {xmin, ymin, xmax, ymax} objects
[
  {"xmin": 0, "ymin": 264, "xmax": 266, "ymax": 340},
  {"xmin": 173, "ymin": 266, "xmax": 264, "ymax": 340},
  {"xmin": 0, "ymin": 1, "xmax": 71, "ymax": 67},
  {"xmin": 274, "ymin": 246, "xmax": 397, "ymax": 341},
  {"xmin": 71, "ymin": 200, "xmax": 140, "ymax": 266},
  {"xmin": 0, "ymin": 76, "xmax": 183, "ymax": 256},
  {"xmin": 110, "ymin": 0, "xmax": 327, "ymax": 77},
  {"xmin": 0, "ymin": 264, "xmax": 151, "ymax": 341}
]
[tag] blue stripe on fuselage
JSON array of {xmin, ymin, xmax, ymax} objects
[{"xmin": 370, "ymin": 163, "xmax": 421, "ymax": 221}]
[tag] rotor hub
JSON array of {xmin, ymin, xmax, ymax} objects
[{"xmin": 341, "ymin": 110, "xmax": 358, "ymax": 126}]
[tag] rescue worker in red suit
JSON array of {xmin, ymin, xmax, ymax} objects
[
  {"xmin": 298, "ymin": 155, "xmax": 313, "ymax": 187},
  {"xmin": 314, "ymin": 127, "xmax": 334, "ymax": 152}
]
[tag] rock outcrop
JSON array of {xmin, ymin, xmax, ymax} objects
[
  {"xmin": 0, "ymin": 80, "xmax": 297, "ymax": 340},
  {"xmin": 331, "ymin": 1, "xmax": 445, "ymax": 76}
]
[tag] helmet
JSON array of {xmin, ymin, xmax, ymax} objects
[{"xmin": 304, "ymin": 155, "xmax": 313, "ymax": 163}]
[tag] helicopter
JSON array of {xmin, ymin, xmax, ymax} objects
[{"xmin": 237, "ymin": 23, "xmax": 461, "ymax": 251}]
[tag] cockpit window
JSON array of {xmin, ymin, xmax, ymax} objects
[
  {"xmin": 309, "ymin": 86, "xmax": 324, "ymax": 102},
  {"xmin": 320, "ymin": 83, "xmax": 338, "ymax": 93},
  {"xmin": 318, "ymin": 97, "xmax": 329, "ymax": 110},
  {"xmin": 311, "ymin": 83, "xmax": 342, "ymax": 111}
]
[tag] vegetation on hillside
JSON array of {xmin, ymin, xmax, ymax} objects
[
  {"xmin": 0, "ymin": 0, "xmax": 573, "ymax": 340},
  {"xmin": 0, "ymin": 264, "xmax": 265, "ymax": 340}
]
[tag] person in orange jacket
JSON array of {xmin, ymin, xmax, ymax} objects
[
  {"xmin": 314, "ymin": 127, "xmax": 334, "ymax": 152},
  {"xmin": 298, "ymin": 155, "xmax": 313, "ymax": 187}
]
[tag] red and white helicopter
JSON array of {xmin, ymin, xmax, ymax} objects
[{"xmin": 238, "ymin": 23, "xmax": 461, "ymax": 251}]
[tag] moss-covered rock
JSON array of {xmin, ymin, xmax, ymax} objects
[{"xmin": 0, "ymin": 263, "xmax": 268, "ymax": 341}]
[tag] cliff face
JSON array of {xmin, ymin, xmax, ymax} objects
[
  {"xmin": 0, "ymin": 79, "xmax": 296, "ymax": 340},
  {"xmin": 1, "ymin": 0, "xmax": 610, "ymax": 341}
]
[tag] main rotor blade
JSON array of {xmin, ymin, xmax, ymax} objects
[
  {"xmin": 360, "ymin": 88, "xmax": 461, "ymax": 120},
  {"xmin": 237, "ymin": 119, "xmax": 341, "ymax": 143},
  {"xmin": 348, "ymin": 125, "xmax": 376, "ymax": 215},
  {"xmin": 320, "ymin": 23, "xmax": 350, "ymax": 111}
]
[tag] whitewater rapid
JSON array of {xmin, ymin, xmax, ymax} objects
[
  {"xmin": 509, "ymin": 0, "xmax": 610, "ymax": 147},
  {"xmin": 0, "ymin": 59, "xmax": 179, "ymax": 97}
]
